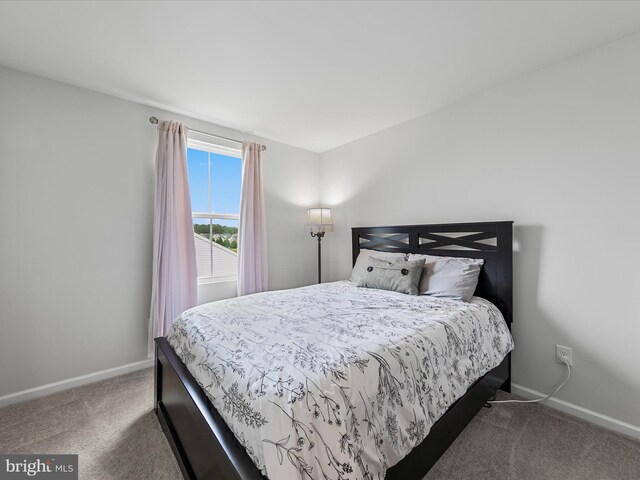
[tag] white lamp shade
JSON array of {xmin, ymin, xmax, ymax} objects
[{"xmin": 306, "ymin": 208, "xmax": 334, "ymax": 233}]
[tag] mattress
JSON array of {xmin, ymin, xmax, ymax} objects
[{"xmin": 167, "ymin": 281, "xmax": 513, "ymax": 479}]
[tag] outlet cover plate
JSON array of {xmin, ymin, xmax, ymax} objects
[{"xmin": 556, "ymin": 345, "xmax": 573, "ymax": 366}]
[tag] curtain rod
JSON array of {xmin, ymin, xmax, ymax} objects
[{"xmin": 149, "ymin": 116, "xmax": 266, "ymax": 151}]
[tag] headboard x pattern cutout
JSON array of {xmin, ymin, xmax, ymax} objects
[
  {"xmin": 358, "ymin": 233, "xmax": 409, "ymax": 250},
  {"xmin": 418, "ymin": 231, "xmax": 498, "ymax": 251}
]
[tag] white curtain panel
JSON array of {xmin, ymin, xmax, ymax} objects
[
  {"xmin": 148, "ymin": 121, "xmax": 197, "ymax": 355},
  {"xmin": 238, "ymin": 142, "xmax": 268, "ymax": 296}
]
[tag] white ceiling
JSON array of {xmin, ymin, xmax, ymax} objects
[{"xmin": 1, "ymin": 1, "xmax": 640, "ymax": 153}]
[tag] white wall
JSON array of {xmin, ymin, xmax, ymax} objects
[
  {"xmin": 0, "ymin": 65, "xmax": 320, "ymax": 398},
  {"xmin": 320, "ymin": 35, "xmax": 640, "ymax": 428}
]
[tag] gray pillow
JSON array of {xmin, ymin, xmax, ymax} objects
[
  {"xmin": 408, "ymin": 253, "xmax": 484, "ymax": 302},
  {"xmin": 357, "ymin": 257, "xmax": 426, "ymax": 295},
  {"xmin": 349, "ymin": 249, "xmax": 407, "ymax": 284}
]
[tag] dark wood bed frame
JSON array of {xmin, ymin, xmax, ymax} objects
[{"xmin": 155, "ymin": 221, "xmax": 513, "ymax": 480}]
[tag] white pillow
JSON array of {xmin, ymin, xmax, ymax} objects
[
  {"xmin": 408, "ymin": 253, "xmax": 484, "ymax": 302},
  {"xmin": 350, "ymin": 249, "xmax": 407, "ymax": 284}
]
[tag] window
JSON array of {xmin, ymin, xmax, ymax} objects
[{"xmin": 187, "ymin": 137, "xmax": 242, "ymax": 283}]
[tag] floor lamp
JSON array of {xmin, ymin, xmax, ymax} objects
[{"xmin": 306, "ymin": 208, "xmax": 334, "ymax": 283}]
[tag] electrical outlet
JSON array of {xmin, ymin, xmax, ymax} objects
[{"xmin": 556, "ymin": 345, "xmax": 573, "ymax": 366}]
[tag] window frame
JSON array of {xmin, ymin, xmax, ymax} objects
[{"xmin": 187, "ymin": 137, "xmax": 242, "ymax": 284}]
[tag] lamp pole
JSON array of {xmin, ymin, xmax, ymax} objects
[
  {"xmin": 307, "ymin": 207, "xmax": 333, "ymax": 284},
  {"xmin": 310, "ymin": 231, "xmax": 325, "ymax": 283}
]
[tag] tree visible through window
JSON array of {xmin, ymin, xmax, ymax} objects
[{"xmin": 187, "ymin": 138, "xmax": 242, "ymax": 282}]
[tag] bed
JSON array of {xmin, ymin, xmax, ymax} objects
[{"xmin": 155, "ymin": 221, "xmax": 514, "ymax": 480}]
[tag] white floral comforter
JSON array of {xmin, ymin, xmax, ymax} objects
[{"xmin": 167, "ymin": 281, "xmax": 513, "ymax": 480}]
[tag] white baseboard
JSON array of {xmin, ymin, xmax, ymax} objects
[
  {"xmin": 0, "ymin": 359, "xmax": 154, "ymax": 408},
  {"xmin": 511, "ymin": 383, "xmax": 640, "ymax": 440}
]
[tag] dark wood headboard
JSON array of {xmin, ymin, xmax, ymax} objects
[{"xmin": 352, "ymin": 221, "xmax": 513, "ymax": 325}]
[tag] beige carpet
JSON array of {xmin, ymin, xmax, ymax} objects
[{"xmin": 1, "ymin": 368, "xmax": 638, "ymax": 480}]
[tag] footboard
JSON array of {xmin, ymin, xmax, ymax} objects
[{"xmin": 154, "ymin": 337, "xmax": 265, "ymax": 480}]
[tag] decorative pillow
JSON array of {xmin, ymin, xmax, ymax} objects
[
  {"xmin": 357, "ymin": 257, "xmax": 425, "ymax": 295},
  {"xmin": 408, "ymin": 253, "xmax": 484, "ymax": 302},
  {"xmin": 349, "ymin": 249, "xmax": 407, "ymax": 284}
]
